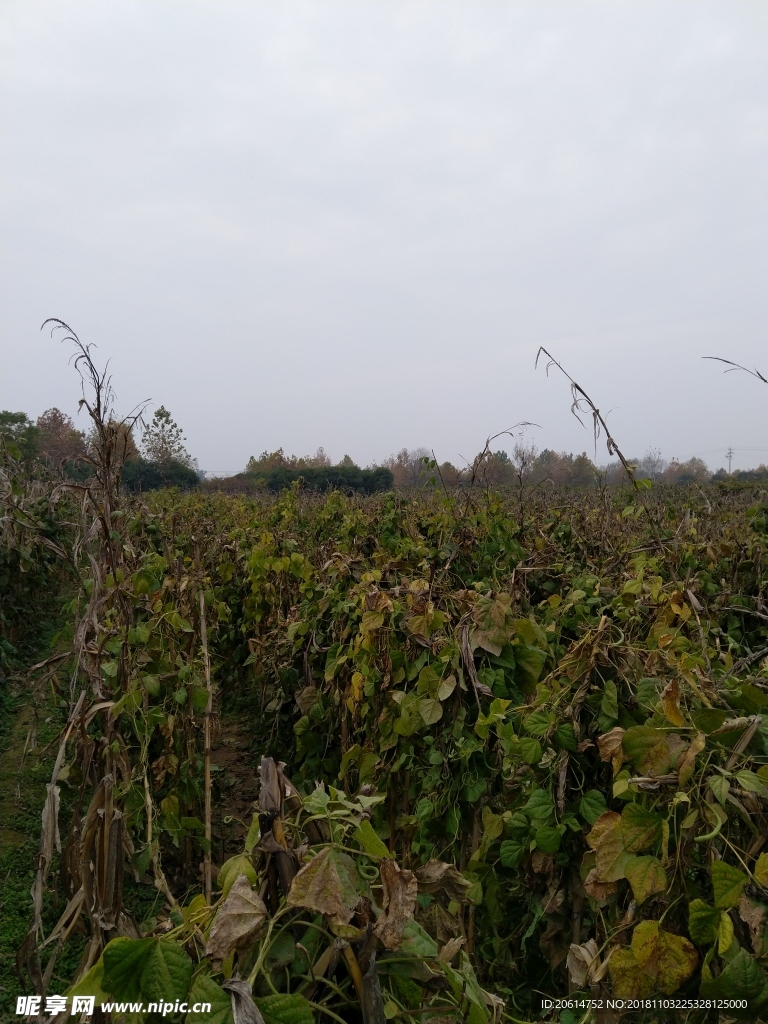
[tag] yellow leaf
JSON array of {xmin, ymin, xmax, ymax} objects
[
  {"xmin": 718, "ymin": 912, "xmax": 735, "ymax": 955},
  {"xmin": 624, "ymin": 856, "xmax": 667, "ymax": 905},
  {"xmin": 754, "ymin": 853, "xmax": 768, "ymax": 889},
  {"xmin": 587, "ymin": 812, "xmax": 629, "ymax": 882},
  {"xmin": 678, "ymin": 732, "xmax": 706, "ymax": 787},
  {"xmin": 609, "ymin": 947, "xmax": 655, "ymax": 999},
  {"xmin": 613, "ymin": 772, "xmax": 631, "ymax": 798},
  {"xmin": 597, "ymin": 727, "xmax": 625, "ymax": 771},
  {"xmin": 661, "ymin": 679, "xmax": 685, "ymax": 727},
  {"xmin": 630, "ymin": 920, "xmax": 698, "ymax": 995},
  {"xmin": 351, "ymin": 672, "xmax": 364, "ymax": 703},
  {"xmin": 361, "ymin": 611, "xmax": 385, "ymax": 634},
  {"xmin": 65, "ymin": 959, "xmax": 110, "ymax": 1007},
  {"xmin": 586, "ymin": 811, "xmax": 621, "ymax": 850}
]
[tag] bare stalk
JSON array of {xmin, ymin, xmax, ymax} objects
[
  {"xmin": 535, "ymin": 346, "xmax": 677, "ymax": 580},
  {"xmin": 460, "ymin": 422, "xmax": 538, "ymax": 516},
  {"xmin": 535, "ymin": 347, "xmax": 639, "ymax": 488},
  {"xmin": 703, "ymin": 356, "xmax": 767, "ymax": 384}
]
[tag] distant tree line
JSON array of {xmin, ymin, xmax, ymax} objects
[
  {"xmin": 370, "ymin": 445, "xmax": 768, "ymax": 490},
  {"xmin": 0, "ymin": 405, "xmax": 199, "ymax": 492},
  {"xmin": 379, "ymin": 445, "xmax": 600, "ymax": 489},
  {"xmin": 231, "ymin": 448, "xmax": 393, "ymax": 494},
  {"xmin": 4, "ymin": 407, "xmax": 765, "ymax": 494}
]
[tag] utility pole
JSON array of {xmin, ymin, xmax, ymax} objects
[{"xmin": 726, "ymin": 447, "xmax": 734, "ymax": 475}]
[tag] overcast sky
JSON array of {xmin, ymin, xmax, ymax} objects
[{"xmin": 1, "ymin": 1, "xmax": 766, "ymax": 473}]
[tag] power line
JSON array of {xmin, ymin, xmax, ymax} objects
[{"xmin": 690, "ymin": 447, "xmax": 768, "ymax": 456}]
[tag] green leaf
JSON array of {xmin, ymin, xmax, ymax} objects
[
  {"xmin": 499, "ymin": 840, "xmax": 525, "ymax": 868},
  {"xmin": 474, "ymin": 698, "xmax": 511, "ymax": 738},
  {"xmin": 102, "ymin": 937, "xmax": 153, "ymax": 1000},
  {"xmin": 65, "ymin": 959, "xmax": 110, "ymax": 1008},
  {"xmin": 167, "ymin": 610, "xmax": 193, "ymax": 632},
  {"xmin": 264, "ymin": 933, "xmax": 297, "ymax": 971},
  {"xmin": 621, "ymin": 802, "xmax": 662, "ymax": 853},
  {"xmin": 514, "ymin": 644, "xmax": 547, "ymax": 688},
  {"xmin": 480, "ymin": 806, "xmax": 503, "ymax": 846},
  {"xmin": 523, "ymin": 789, "xmax": 554, "ymax": 821},
  {"xmin": 689, "ymin": 899, "xmax": 721, "ymax": 946},
  {"xmin": 601, "ymin": 680, "xmax": 619, "ymax": 720},
  {"xmin": 254, "ymin": 994, "xmax": 315, "ymax": 1024},
  {"xmin": 244, "ymin": 813, "xmax": 260, "ymax": 854},
  {"xmin": 442, "ymin": 952, "xmax": 491, "ymax": 1024},
  {"xmin": 437, "ymin": 674, "xmax": 457, "ymax": 701},
  {"xmin": 353, "ymin": 819, "xmax": 392, "ymax": 859},
  {"xmin": 556, "ymin": 722, "xmax": 578, "ymax": 751},
  {"xmin": 462, "ymin": 776, "xmax": 487, "ymax": 802},
  {"xmin": 534, "ymin": 825, "xmax": 561, "ymax": 854},
  {"xmin": 691, "ymin": 709, "xmax": 727, "ymax": 734},
  {"xmin": 712, "ymin": 861, "xmax": 748, "ymax": 910},
  {"xmin": 518, "ymin": 737, "xmax": 542, "ymax": 764},
  {"xmin": 709, "ymin": 775, "xmax": 731, "ymax": 807},
  {"xmin": 339, "ymin": 743, "xmax": 362, "ymax": 781},
  {"xmin": 399, "ymin": 918, "xmax": 439, "ymax": 959},
  {"xmin": 325, "ymin": 643, "xmax": 347, "ymax": 682},
  {"xmin": 507, "ymin": 812, "xmax": 530, "ymax": 836},
  {"xmin": 218, "ymin": 854, "xmax": 257, "ymax": 896},
  {"xmin": 418, "ymin": 697, "xmax": 443, "ymax": 726},
  {"xmin": 523, "ymin": 711, "xmax": 554, "ymax": 736},
  {"xmin": 622, "ymin": 726, "xmax": 671, "ymax": 775},
  {"xmin": 734, "ymin": 769, "xmax": 768, "ymax": 797},
  {"xmin": 186, "ymin": 974, "xmax": 233, "ymax": 1024},
  {"xmin": 303, "ymin": 788, "xmax": 330, "ymax": 815},
  {"xmin": 624, "ymin": 855, "xmax": 666, "ymax": 905},
  {"xmin": 362, "ymin": 753, "xmax": 382, "ymax": 782},
  {"xmin": 579, "ymin": 790, "xmax": 608, "ymax": 825},
  {"xmin": 141, "ymin": 939, "xmax": 193, "ymax": 1003},
  {"xmin": 416, "ymin": 666, "xmax": 440, "ymax": 695},
  {"xmin": 700, "ymin": 948, "xmax": 767, "ymax": 1000}
]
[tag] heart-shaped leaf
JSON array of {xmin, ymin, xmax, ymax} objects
[
  {"xmin": 141, "ymin": 939, "xmax": 193, "ymax": 1004},
  {"xmin": 712, "ymin": 861, "xmax": 748, "ymax": 910},
  {"xmin": 688, "ymin": 899, "xmax": 720, "ymax": 946},
  {"xmin": 287, "ymin": 846, "xmax": 361, "ymax": 923},
  {"xmin": 624, "ymin": 855, "xmax": 666, "ymax": 905}
]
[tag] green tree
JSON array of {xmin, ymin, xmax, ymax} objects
[
  {"xmin": 0, "ymin": 411, "xmax": 39, "ymax": 461},
  {"xmin": 141, "ymin": 407, "xmax": 192, "ymax": 467}
]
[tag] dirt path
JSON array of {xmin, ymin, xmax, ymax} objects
[
  {"xmin": 0, "ymin": 702, "xmax": 39, "ymax": 852},
  {"xmin": 210, "ymin": 714, "xmax": 262, "ymax": 867}
]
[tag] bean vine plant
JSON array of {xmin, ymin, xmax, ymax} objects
[{"xmin": 4, "ymin": 333, "xmax": 768, "ymax": 1024}]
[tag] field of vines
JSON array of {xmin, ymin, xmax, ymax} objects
[{"xmin": 3, "ymin": 372, "xmax": 768, "ymax": 1024}]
